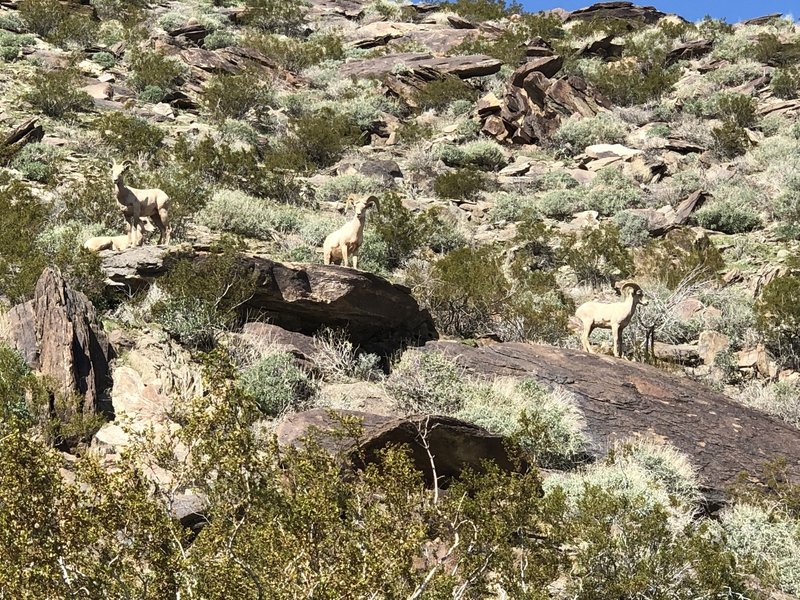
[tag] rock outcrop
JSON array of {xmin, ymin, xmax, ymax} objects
[
  {"xmin": 4, "ymin": 268, "xmax": 111, "ymax": 414},
  {"xmin": 100, "ymin": 248, "xmax": 437, "ymax": 354},
  {"xmin": 339, "ymin": 52, "xmax": 502, "ymax": 79},
  {"xmin": 421, "ymin": 341, "xmax": 800, "ymax": 491},
  {"xmin": 276, "ymin": 408, "xmax": 517, "ymax": 485},
  {"xmin": 480, "ymin": 56, "xmax": 611, "ymax": 144},
  {"xmin": 566, "ymin": 2, "xmax": 671, "ymax": 25}
]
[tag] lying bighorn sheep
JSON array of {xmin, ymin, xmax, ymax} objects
[
  {"xmin": 112, "ymin": 160, "xmax": 172, "ymax": 245},
  {"xmin": 83, "ymin": 223, "xmax": 142, "ymax": 252},
  {"xmin": 575, "ymin": 280, "xmax": 648, "ymax": 358},
  {"xmin": 322, "ymin": 194, "xmax": 380, "ymax": 269}
]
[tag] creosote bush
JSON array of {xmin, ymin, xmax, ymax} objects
[
  {"xmin": 412, "ymin": 76, "xmax": 477, "ymax": 111},
  {"xmin": 559, "ymin": 223, "xmax": 633, "ymax": 288},
  {"xmin": 25, "ymin": 68, "xmax": 92, "ymax": 117},
  {"xmin": 755, "ymin": 273, "xmax": 800, "ymax": 368},
  {"xmin": 10, "ymin": 142, "xmax": 60, "ymax": 183},
  {"xmin": 433, "ymin": 168, "xmax": 488, "ymax": 200},
  {"xmin": 552, "ymin": 112, "xmax": 628, "ymax": 155},
  {"xmin": 246, "ymin": 32, "xmax": 343, "ymax": 71},
  {"xmin": 96, "ymin": 112, "xmax": 164, "ymax": 157},
  {"xmin": 128, "ymin": 49, "xmax": 184, "ymax": 96},
  {"xmin": 202, "ymin": 70, "xmax": 274, "ymax": 122},
  {"xmin": 19, "ymin": 0, "xmax": 98, "ymax": 47},
  {"xmin": 442, "ymin": 0, "xmax": 520, "ymax": 22},
  {"xmin": 244, "ymin": 0, "xmax": 308, "ymax": 35},
  {"xmin": 238, "ymin": 351, "xmax": 317, "ymax": 416}
]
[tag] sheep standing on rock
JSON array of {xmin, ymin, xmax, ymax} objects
[
  {"xmin": 575, "ymin": 281, "xmax": 648, "ymax": 358},
  {"xmin": 322, "ymin": 194, "xmax": 380, "ymax": 270},
  {"xmin": 112, "ymin": 160, "xmax": 171, "ymax": 246}
]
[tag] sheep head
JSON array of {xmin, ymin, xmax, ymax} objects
[
  {"xmin": 111, "ymin": 159, "xmax": 132, "ymax": 181},
  {"xmin": 346, "ymin": 193, "xmax": 380, "ymax": 217},
  {"xmin": 616, "ymin": 280, "xmax": 648, "ymax": 305}
]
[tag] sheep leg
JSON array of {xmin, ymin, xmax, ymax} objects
[
  {"xmin": 351, "ymin": 252, "xmax": 358, "ymax": 270},
  {"xmin": 159, "ymin": 209, "xmax": 171, "ymax": 245},
  {"xmin": 581, "ymin": 322, "xmax": 594, "ymax": 353},
  {"xmin": 323, "ymin": 248, "xmax": 332, "ymax": 265},
  {"xmin": 611, "ymin": 324, "xmax": 621, "ymax": 357},
  {"xmin": 341, "ymin": 244, "xmax": 349, "ymax": 268},
  {"xmin": 150, "ymin": 210, "xmax": 166, "ymax": 245}
]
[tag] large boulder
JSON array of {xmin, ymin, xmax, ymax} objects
[
  {"xmin": 339, "ymin": 52, "xmax": 502, "ymax": 79},
  {"xmin": 275, "ymin": 408, "xmax": 518, "ymax": 486},
  {"xmin": 3, "ymin": 268, "xmax": 111, "ymax": 414},
  {"xmin": 420, "ymin": 341, "xmax": 800, "ymax": 491},
  {"xmin": 566, "ymin": 2, "xmax": 671, "ymax": 25},
  {"xmin": 101, "ymin": 248, "xmax": 437, "ymax": 355}
]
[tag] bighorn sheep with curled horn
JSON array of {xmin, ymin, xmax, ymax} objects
[
  {"xmin": 575, "ymin": 280, "xmax": 648, "ymax": 358},
  {"xmin": 112, "ymin": 159, "xmax": 171, "ymax": 246},
  {"xmin": 322, "ymin": 193, "xmax": 380, "ymax": 269}
]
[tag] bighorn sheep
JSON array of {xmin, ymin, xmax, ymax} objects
[
  {"xmin": 322, "ymin": 194, "xmax": 380, "ymax": 269},
  {"xmin": 83, "ymin": 222, "xmax": 142, "ymax": 252},
  {"xmin": 112, "ymin": 160, "xmax": 171, "ymax": 245},
  {"xmin": 575, "ymin": 280, "xmax": 648, "ymax": 358}
]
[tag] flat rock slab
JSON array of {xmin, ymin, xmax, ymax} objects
[
  {"xmin": 339, "ymin": 52, "xmax": 502, "ymax": 79},
  {"xmin": 422, "ymin": 341, "xmax": 800, "ymax": 491},
  {"xmin": 276, "ymin": 408, "xmax": 517, "ymax": 485}
]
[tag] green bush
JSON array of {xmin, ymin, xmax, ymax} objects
[
  {"xmin": 61, "ymin": 172, "xmax": 120, "ymax": 230},
  {"xmin": 537, "ymin": 188, "xmax": 585, "ymax": 219},
  {"xmin": 368, "ymin": 192, "xmax": 422, "ymax": 269},
  {"xmin": 735, "ymin": 380, "xmax": 800, "ymax": 429},
  {"xmin": 581, "ymin": 59, "xmax": 679, "ymax": 106},
  {"xmin": 202, "ymin": 70, "xmax": 273, "ymax": 122},
  {"xmin": 636, "ymin": 229, "xmax": 724, "ymax": 288},
  {"xmin": 416, "ymin": 207, "xmax": 467, "ymax": 253},
  {"xmin": 10, "ymin": 142, "xmax": 60, "ymax": 183},
  {"xmin": 0, "ymin": 343, "xmax": 48, "ymax": 426},
  {"xmin": 386, "ymin": 350, "xmax": 468, "ymax": 414},
  {"xmin": 204, "ymin": 28, "xmax": 237, "ymax": 50},
  {"xmin": 755, "ymin": 274, "xmax": 800, "ymax": 368},
  {"xmin": 569, "ymin": 17, "xmax": 632, "ymax": 39},
  {"xmin": 435, "ymin": 140, "xmax": 506, "ymax": 171},
  {"xmin": 559, "ymin": 223, "xmax": 633, "ymax": 288},
  {"xmin": 245, "ymin": 32, "xmax": 343, "ymax": 72},
  {"xmin": 614, "ymin": 210, "xmax": 651, "ymax": 247},
  {"xmin": 314, "ymin": 175, "xmax": 382, "ymax": 205},
  {"xmin": 453, "ymin": 12, "xmax": 563, "ymax": 65},
  {"xmin": 772, "ymin": 66, "xmax": 800, "ymax": 99},
  {"xmin": 25, "ymin": 68, "xmax": 92, "ymax": 117},
  {"xmin": 694, "ymin": 201, "xmax": 761, "ymax": 234},
  {"xmin": 413, "ymin": 76, "xmax": 477, "ymax": 111},
  {"xmin": 552, "ymin": 113, "xmax": 628, "ymax": 155},
  {"xmin": 489, "ymin": 192, "xmax": 536, "ymax": 222},
  {"xmin": 239, "ymin": 351, "xmax": 317, "ymax": 416},
  {"xmin": 244, "ymin": 0, "xmax": 308, "ymax": 35},
  {"xmin": 714, "ymin": 93, "xmax": 756, "ymax": 128},
  {"xmin": 18, "ymin": 0, "xmax": 98, "ymax": 47},
  {"xmin": 195, "ymin": 189, "xmax": 291, "ymax": 240},
  {"xmin": 433, "ymin": 168, "xmax": 488, "ymax": 200},
  {"xmin": 0, "ymin": 181, "xmax": 47, "ymax": 301},
  {"xmin": 752, "ymin": 32, "xmax": 800, "ymax": 67},
  {"xmin": 311, "ymin": 328, "xmax": 382, "ymax": 382},
  {"xmin": 96, "ymin": 112, "xmax": 164, "ymax": 157},
  {"xmin": 710, "ymin": 121, "xmax": 750, "ymax": 158},
  {"xmin": 0, "ymin": 30, "xmax": 34, "ymax": 62},
  {"xmin": 283, "ymin": 109, "xmax": 362, "ymax": 171},
  {"xmin": 586, "ymin": 168, "xmax": 642, "ymax": 216},
  {"xmin": 152, "ymin": 248, "xmax": 257, "ymax": 348},
  {"xmin": 91, "ymin": 51, "xmax": 116, "ymax": 69},
  {"xmin": 128, "ymin": 49, "xmax": 184, "ymax": 94},
  {"xmin": 442, "ymin": 0, "xmax": 520, "ymax": 21}
]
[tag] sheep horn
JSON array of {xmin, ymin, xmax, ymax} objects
[
  {"xmin": 365, "ymin": 195, "xmax": 380, "ymax": 211},
  {"xmin": 620, "ymin": 282, "xmax": 642, "ymax": 294}
]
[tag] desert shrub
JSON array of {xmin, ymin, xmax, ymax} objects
[
  {"xmin": 61, "ymin": 172, "xmax": 120, "ymax": 230},
  {"xmin": 694, "ymin": 201, "xmax": 761, "ymax": 234},
  {"xmin": 311, "ymin": 328, "xmax": 382, "ymax": 382},
  {"xmin": 586, "ymin": 168, "xmax": 642, "ymax": 216},
  {"xmin": 18, "ymin": 0, "xmax": 97, "ymax": 47},
  {"xmin": 314, "ymin": 175, "xmax": 382, "ymax": 205},
  {"xmin": 534, "ymin": 170, "xmax": 579, "ymax": 191},
  {"xmin": 0, "ymin": 181, "xmax": 47, "ymax": 301},
  {"xmin": 714, "ymin": 93, "xmax": 756, "ymax": 128},
  {"xmin": 568, "ymin": 17, "xmax": 632, "ymax": 38},
  {"xmin": 128, "ymin": 49, "xmax": 184, "ymax": 95},
  {"xmin": 636, "ymin": 230, "xmax": 724, "ymax": 288},
  {"xmin": 10, "ymin": 142, "xmax": 60, "ymax": 183},
  {"xmin": 25, "ymin": 68, "xmax": 92, "ymax": 117},
  {"xmin": 91, "ymin": 51, "xmax": 116, "ymax": 69},
  {"xmin": 243, "ymin": 0, "xmax": 308, "ymax": 35},
  {"xmin": 151, "ymin": 247, "xmax": 257, "ymax": 348},
  {"xmin": 244, "ymin": 32, "xmax": 343, "ymax": 72},
  {"xmin": 0, "ymin": 30, "xmax": 34, "ymax": 61},
  {"xmin": 204, "ymin": 28, "xmax": 237, "ymax": 50},
  {"xmin": 413, "ymin": 76, "xmax": 477, "ymax": 111},
  {"xmin": 458, "ymin": 379, "xmax": 586, "ymax": 468},
  {"xmin": 753, "ymin": 32, "xmax": 800, "ymax": 67},
  {"xmin": 699, "ymin": 288, "xmax": 757, "ymax": 350},
  {"xmin": 580, "ymin": 54, "xmax": 679, "ymax": 106},
  {"xmin": 202, "ymin": 70, "xmax": 273, "ymax": 122},
  {"xmin": 416, "ymin": 207, "xmax": 467, "ymax": 253},
  {"xmin": 614, "ymin": 210, "xmax": 650, "ymax": 247},
  {"xmin": 551, "ymin": 113, "xmax": 628, "ymax": 155},
  {"xmin": 433, "ymin": 168, "xmax": 488, "ymax": 200},
  {"xmin": 735, "ymin": 380, "xmax": 800, "ymax": 429},
  {"xmin": 452, "ymin": 12, "xmax": 562, "ymax": 64},
  {"xmin": 755, "ymin": 274, "xmax": 800, "ymax": 367},
  {"xmin": 239, "ymin": 351, "xmax": 317, "ymax": 416},
  {"xmin": 537, "ymin": 188, "xmax": 584, "ymax": 219},
  {"xmin": 368, "ymin": 192, "xmax": 421, "ymax": 269},
  {"xmin": 435, "ymin": 140, "xmax": 506, "ymax": 171},
  {"xmin": 442, "ymin": 0, "xmax": 520, "ymax": 21},
  {"xmin": 559, "ymin": 223, "xmax": 633, "ymax": 288},
  {"xmin": 195, "ymin": 189, "xmax": 283, "ymax": 240},
  {"xmin": 772, "ymin": 66, "xmax": 800, "ymax": 99},
  {"xmin": 0, "ymin": 11, "xmax": 24, "ymax": 32},
  {"xmin": 773, "ymin": 173, "xmax": 800, "ymax": 237},
  {"xmin": 96, "ymin": 112, "xmax": 164, "ymax": 157},
  {"xmin": 0, "ymin": 343, "xmax": 48, "ymax": 425},
  {"xmin": 283, "ymin": 109, "xmax": 362, "ymax": 171},
  {"xmin": 710, "ymin": 121, "xmax": 750, "ymax": 158},
  {"xmin": 420, "ymin": 245, "xmax": 509, "ymax": 337},
  {"xmin": 386, "ymin": 350, "xmax": 468, "ymax": 414},
  {"xmin": 489, "ymin": 192, "xmax": 536, "ymax": 222},
  {"xmin": 498, "ymin": 283, "xmax": 574, "ymax": 344},
  {"xmin": 722, "ymin": 503, "xmax": 800, "ymax": 595}
]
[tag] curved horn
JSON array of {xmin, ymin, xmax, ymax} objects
[
  {"xmin": 365, "ymin": 195, "xmax": 380, "ymax": 211},
  {"xmin": 620, "ymin": 281, "xmax": 642, "ymax": 294}
]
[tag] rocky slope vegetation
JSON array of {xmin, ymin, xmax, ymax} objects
[{"xmin": 0, "ymin": 0, "xmax": 800, "ymax": 597}]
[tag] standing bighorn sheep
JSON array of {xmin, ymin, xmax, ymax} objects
[
  {"xmin": 322, "ymin": 194, "xmax": 380, "ymax": 269},
  {"xmin": 112, "ymin": 160, "xmax": 172, "ymax": 245},
  {"xmin": 575, "ymin": 280, "xmax": 648, "ymax": 358}
]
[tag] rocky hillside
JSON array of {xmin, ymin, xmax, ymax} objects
[{"xmin": 0, "ymin": 0, "xmax": 800, "ymax": 597}]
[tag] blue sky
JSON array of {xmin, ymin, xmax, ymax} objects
[{"xmin": 520, "ymin": 1, "xmax": 796, "ymax": 23}]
